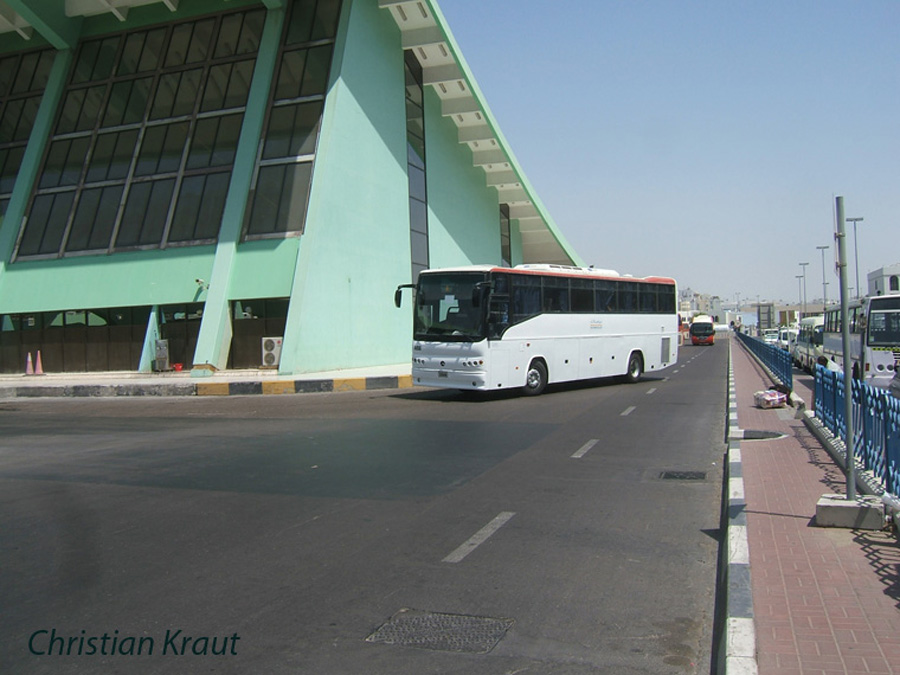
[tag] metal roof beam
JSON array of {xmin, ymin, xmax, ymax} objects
[
  {"xmin": 401, "ymin": 25, "xmax": 443, "ymax": 49},
  {"xmin": 6, "ymin": 0, "xmax": 81, "ymax": 49},
  {"xmin": 485, "ymin": 170, "xmax": 518, "ymax": 187},
  {"xmin": 0, "ymin": 3, "xmax": 32, "ymax": 40},
  {"xmin": 472, "ymin": 149, "xmax": 507, "ymax": 166},
  {"xmin": 458, "ymin": 124, "xmax": 493, "ymax": 143},
  {"xmin": 422, "ymin": 63, "xmax": 461, "ymax": 85},
  {"xmin": 441, "ymin": 95, "xmax": 479, "ymax": 116}
]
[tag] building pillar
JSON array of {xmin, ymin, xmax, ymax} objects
[
  {"xmin": 0, "ymin": 48, "xmax": 74, "ymax": 274},
  {"xmin": 190, "ymin": 6, "xmax": 286, "ymax": 377}
]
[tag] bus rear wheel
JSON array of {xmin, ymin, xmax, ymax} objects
[
  {"xmin": 523, "ymin": 359, "xmax": 548, "ymax": 396},
  {"xmin": 624, "ymin": 352, "xmax": 643, "ymax": 383}
]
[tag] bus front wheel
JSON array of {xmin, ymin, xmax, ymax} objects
[
  {"xmin": 624, "ymin": 352, "xmax": 643, "ymax": 383},
  {"xmin": 523, "ymin": 360, "xmax": 548, "ymax": 396}
]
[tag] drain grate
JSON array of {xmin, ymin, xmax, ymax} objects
[
  {"xmin": 366, "ymin": 608, "xmax": 513, "ymax": 654},
  {"xmin": 659, "ymin": 470, "xmax": 707, "ymax": 481}
]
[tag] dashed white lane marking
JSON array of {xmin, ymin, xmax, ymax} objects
[
  {"xmin": 571, "ymin": 439, "xmax": 599, "ymax": 459},
  {"xmin": 621, "ymin": 406, "xmax": 636, "ymax": 417},
  {"xmin": 646, "ymin": 387, "xmax": 657, "ymax": 395},
  {"xmin": 442, "ymin": 511, "xmax": 516, "ymax": 563}
]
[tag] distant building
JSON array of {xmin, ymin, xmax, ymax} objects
[{"xmin": 868, "ymin": 263, "xmax": 900, "ymax": 296}]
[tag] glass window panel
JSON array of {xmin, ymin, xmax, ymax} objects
[
  {"xmin": 68, "ymin": 186, "xmax": 122, "ymax": 251},
  {"xmin": 201, "ymin": 63, "xmax": 230, "ymax": 112},
  {"xmin": 409, "ymin": 198, "xmax": 427, "ymax": 235},
  {"xmin": 186, "ymin": 117, "xmax": 216, "ymax": 169},
  {"xmin": 408, "ymin": 165, "xmax": 425, "ymax": 202},
  {"xmin": 87, "ymin": 133, "xmax": 115, "ymax": 182},
  {"xmin": 170, "ymin": 172, "xmax": 228, "ymax": 242},
  {"xmin": 224, "ymin": 59, "xmax": 254, "ymax": 108},
  {"xmin": 410, "ymin": 230, "xmax": 428, "ymax": 268},
  {"xmin": 172, "ymin": 69, "xmax": 202, "ymax": 117},
  {"xmin": 0, "ymin": 98, "xmax": 22, "ymax": 142},
  {"xmin": 0, "ymin": 56, "xmax": 16, "ymax": 96},
  {"xmin": 158, "ymin": 122, "xmax": 189, "ymax": 174},
  {"xmin": 166, "ymin": 23, "xmax": 191, "ymax": 67},
  {"xmin": 247, "ymin": 164, "xmax": 285, "ymax": 235},
  {"xmin": 639, "ymin": 285, "xmax": 657, "ymax": 313},
  {"xmin": 77, "ymin": 85, "xmax": 107, "ymax": 132},
  {"xmin": 135, "ymin": 126, "xmax": 164, "ymax": 175},
  {"xmin": 15, "ymin": 96, "xmax": 40, "ymax": 141},
  {"xmin": 311, "ymin": 0, "xmax": 342, "ymax": 41},
  {"xmin": 73, "ymin": 40, "xmax": 101, "ymax": 84},
  {"xmin": 263, "ymin": 102, "xmax": 321, "ymax": 159},
  {"xmin": 286, "ymin": 0, "xmax": 315, "ymax": 45},
  {"xmin": 595, "ymin": 280, "xmax": 617, "ymax": 313},
  {"xmin": 236, "ymin": 10, "xmax": 265, "ymax": 55},
  {"xmin": 13, "ymin": 52, "xmax": 40, "ymax": 94},
  {"xmin": 103, "ymin": 77, "xmax": 152, "ymax": 127},
  {"xmin": 150, "ymin": 72, "xmax": 179, "ymax": 119},
  {"xmin": 39, "ymin": 192, "xmax": 75, "ymax": 255},
  {"xmin": 276, "ymin": 49, "xmax": 306, "ymax": 100},
  {"xmin": 110, "ymin": 130, "xmax": 139, "ymax": 179},
  {"xmin": 61, "ymin": 137, "xmax": 90, "ymax": 186},
  {"xmin": 300, "ymin": 45, "xmax": 332, "ymax": 96},
  {"xmin": 87, "ymin": 130, "xmax": 138, "ymax": 182},
  {"xmin": 118, "ymin": 32, "xmax": 146, "ymax": 76},
  {"xmin": 249, "ymin": 162, "xmax": 311, "ymax": 235},
  {"xmin": 407, "ymin": 137, "xmax": 425, "ymax": 170},
  {"xmin": 169, "ymin": 175, "xmax": 202, "ymax": 241},
  {"xmin": 40, "ymin": 139, "xmax": 68, "ymax": 188},
  {"xmin": 33, "ymin": 50, "xmax": 55, "ymax": 91},
  {"xmin": 210, "ymin": 114, "xmax": 241, "ymax": 167},
  {"xmin": 117, "ymin": 179, "xmax": 174, "ymax": 247},
  {"xmin": 138, "ymin": 28, "xmax": 167, "ymax": 72},
  {"xmin": 215, "ymin": 13, "xmax": 243, "ymax": 59},
  {"xmin": 0, "ymin": 145, "xmax": 23, "ymax": 193},
  {"xmin": 93, "ymin": 38, "xmax": 119, "ymax": 81},
  {"xmin": 57, "ymin": 89, "xmax": 85, "ymax": 134}
]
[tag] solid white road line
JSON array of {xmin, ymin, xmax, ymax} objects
[
  {"xmin": 571, "ymin": 439, "xmax": 599, "ymax": 459},
  {"xmin": 442, "ymin": 511, "xmax": 516, "ymax": 563}
]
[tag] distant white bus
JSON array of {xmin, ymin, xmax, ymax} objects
[
  {"xmin": 792, "ymin": 315, "xmax": 824, "ymax": 372},
  {"xmin": 822, "ymin": 294, "xmax": 900, "ymax": 388},
  {"xmin": 395, "ymin": 264, "xmax": 679, "ymax": 395}
]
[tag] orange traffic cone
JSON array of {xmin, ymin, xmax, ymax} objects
[
  {"xmin": 35, "ymin": 351, "xmax": 44, "ymax": 375},
  {"xmin": 25, "ymin": 352, "xmax": 34, "ymax": 375}
]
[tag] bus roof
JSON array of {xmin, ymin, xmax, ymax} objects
[{"xmin": 419, "ymin": 264, "xmax": 676, "ymax": 285}]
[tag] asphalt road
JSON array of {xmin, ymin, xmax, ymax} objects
[{"xmin": 0, "ymin": 342, "xmax": 728, "ymax": 674}]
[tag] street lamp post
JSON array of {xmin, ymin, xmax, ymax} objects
[
  {"xmin": 799, "ymin": 262, "xmax": 809, "ymax": 318},
  {"xmin": 816, "ymin": 245, "xmax": 829, "ymax": 313},
  {"xmin": 847, "ymin": 216, "xmax": 864, "ymax": 298},
  {"xmin": 796, "ymin": 274, "xmax": 803, "ymax": 320}
]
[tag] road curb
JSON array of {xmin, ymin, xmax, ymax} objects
[
  {"xmin": 5, "ymin": 375, "xmax": 414, "ymax": 398},
  {"xmin": 720, "ymin": 341, "xmax": 759, "ymax": 675}
]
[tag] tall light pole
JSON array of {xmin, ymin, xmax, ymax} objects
[
  {"xmin": 847, "ymin": 216, "xmax": 864, "ymax": 298},
  {"xmin": 796, "ymin": 274, "xmax": 803, "ymax": 320},
  {"xmin": 799, "ymin": 262, "xmax": 809, "ymax": 318},
  {"xmin": 816, "ymin": 245, "xmax": 829, "ymax": 313}
]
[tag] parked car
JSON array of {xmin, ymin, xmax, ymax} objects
[{"xmin": 762, "ymin": 329, "xmax": 779, "ymax": 345}]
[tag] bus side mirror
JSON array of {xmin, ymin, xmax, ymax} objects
[{"xmin": 395, "ymin": 284, "xmax": 415, "ymax": 308}]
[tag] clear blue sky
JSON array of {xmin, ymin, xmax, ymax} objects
[{"xmin": 437, "ymin": 0, "xmax": 899, "ymax": 305}]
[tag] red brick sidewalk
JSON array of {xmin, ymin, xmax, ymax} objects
[{"xmin": 732, "ymin": 339, "xmax": 900, "ymax": 674}]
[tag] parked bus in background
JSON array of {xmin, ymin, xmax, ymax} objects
[
  {"xmin": 792, "ymin": 315, "xmax": 824, "ymax": 372},
  {"xmin": 822, "ymin": 293, "xmax": 900, "ymax": 388},
  {"xmin": 395, "ymin": 264, "xmax": 679, "ymax": 395},
  {"xmin": 689, "ymin": 315, "xmax": 715, "ymax": 345}
]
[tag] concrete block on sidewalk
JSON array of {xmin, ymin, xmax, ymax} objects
[{"xmin": 815, "ymin": 494, "xmax": 885, "ymax": 530}]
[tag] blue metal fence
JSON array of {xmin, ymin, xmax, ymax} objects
[
  {"xmin": 814, "ymin": 365, "xmax": 900, "ymax": 497},
  {"xmin": 735, "ymin": 332, "xmax": 793, "ymax": 390}
]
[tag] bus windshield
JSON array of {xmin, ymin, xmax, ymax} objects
[
  {"xmin": 867, "ymin": 297, "xmax": 900, "ymax": 347},
  {"xmin": 690, "ymin": 322, "xmax": 714, "ymax": 337},
  {"xmin": 414, "ymin": 272, "xmax": 487, "ymax": 341}
]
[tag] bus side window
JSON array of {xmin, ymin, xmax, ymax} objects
[
  {"xmin": 595, "ymin": 280, "xmax": 617, "ymax": 313},
  {"xmin": 511, "ymin": 275, "xmax": 541, "ymax": 323}
]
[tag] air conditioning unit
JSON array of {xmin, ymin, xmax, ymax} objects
[
  {"xmin": 153, "ymin": 339, "xmax": 170, "ymax": 372},
  {"xmin": 261, "ymin": 336, "xmax": 283, "ymax": 368}
]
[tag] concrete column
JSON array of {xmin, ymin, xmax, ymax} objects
[{"xmin": 190, "ymin": 7, "xmax": 286, "ymax": 377}]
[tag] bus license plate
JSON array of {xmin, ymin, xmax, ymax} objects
[{"xmin": 438, "ymin": 371, "xmax": 448, "ymax": 378}]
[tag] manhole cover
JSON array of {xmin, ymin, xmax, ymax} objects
[
  {"xmin": 659, "ymin": 470, "xmax": 707, "ymax": 481},
  {"xmin": 366, "ymin": 608, "xmax": 513, "ymax": 654},
  {"xmin": 742, "ymin": 430, "xmax": 787, "ymax": 441}
]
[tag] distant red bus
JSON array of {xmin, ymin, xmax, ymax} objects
[{"xmin": 690, "ymin": 315, "xmax": 715, "ymax": 345}]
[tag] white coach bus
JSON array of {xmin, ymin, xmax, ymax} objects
[
  {"xmin": 822, "ymin": 293, "xmax": 900, "ymax": 388},
  {"xmin": 395, "ymin": 264, "xmax": 679, "ymax": 395}
]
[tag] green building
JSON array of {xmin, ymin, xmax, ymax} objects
[{"xmin": 0, "ymin": 0, "xmax": 580, "ymax": 377}]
